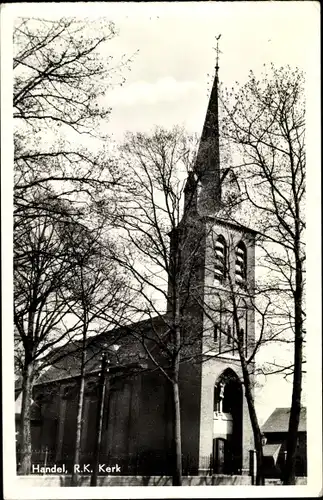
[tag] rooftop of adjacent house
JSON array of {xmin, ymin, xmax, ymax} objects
[
  {"xmin": 263, "ymin": 443, "xmax": 282, "ymax": 460},
  {"xmin": 262, "ymin": 407, "xmax": 307, "ymax": 434}
]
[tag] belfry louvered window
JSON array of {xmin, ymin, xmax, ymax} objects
[
  {"xmin": 214, "ymin": 235, "xmax": 227, "ymax": 282},
  {"xmin": 235, "ymin": 241, "xmax": 247, "ymax": 285}
]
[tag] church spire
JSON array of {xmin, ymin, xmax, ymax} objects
[
  {"xmin": 194, "ymin": 35, "xmax": 222, "ymax": 216},
  {"xmin": 199, "ymin": 35, "xmax": 221, "ymax": 163}
]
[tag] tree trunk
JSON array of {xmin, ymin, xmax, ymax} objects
[
  {"xmin": 171, "ymin": 377, "xmax": 182, "ymax": 486},
  {"xmin": 169, "ymin": 260, "xmax": 182, "ymax": 486},
  {"xmin": 71, "ymin": 342, "xmax": 86, "ymax": 486},
  {"xmin": 71, "ymin": 375, "xmax": 85, "ymax": 486},
  {"xmin": 283, "ymin": 250, "xmax": 303, "ymax": 485},
  {"xmin": 233, "ymin": 302, "xmax": 265, "ymax": 485},
  {"xmin": 242, "ymin": 364, "xmax": 265, "ymax": 485},
  {"xmin": 18, "ymin": 360, "xmax": 34, "ymax": 475},
  {"xmin": 90, "ymin": 355, "xmax": 108, "ymax": 486}
]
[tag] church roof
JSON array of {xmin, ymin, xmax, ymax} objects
[
  {"xmin": 262, "ymin": 407, "xmax": 307, "ymax": 433},
  {"xmin": 23, "ymin": 314, "xmax": 167, "ymax": 388}
]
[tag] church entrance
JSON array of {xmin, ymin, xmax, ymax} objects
[{"xmin": 213, "ymin": 369, "xmax": 243, "ymax": 474}]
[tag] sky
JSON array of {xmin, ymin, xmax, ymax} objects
[
  {"xmin": 2, "ymin": 1, "xmax": 321, "ymax": 431},
  {"xmin": 100, "ymin": 1, "xmax": 318, "ymax": 143}
]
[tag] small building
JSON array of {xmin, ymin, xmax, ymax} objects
[{"xmin": 262, "ymin": 407, "xmax": 307, "ymax": 478}]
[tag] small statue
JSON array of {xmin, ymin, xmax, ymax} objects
[{"xmin": 218, "ymin": 382, "xmax": 225, "ymax": 400}]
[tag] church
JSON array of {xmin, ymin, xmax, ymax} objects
[{"xmin": 16, "ymin": 57, "xmax": 257, "ymax": 477}]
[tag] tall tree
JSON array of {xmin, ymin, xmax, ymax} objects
[
  {"xmin": 114, "ymin": 126, "xmax": 266, "ymax": 483},
  {"xmin": 220, "ymin": 65, "xmax": 306, "ymax": 484},
  {"xmin": 13, "ymin": 17, "xmax": 135, "ymax": 474},
  {"xmin": 112, "ymin": 126, "xmax": 202, "ymax": 485},
  {"xmin": 61, "ymin": 222, "xmax": 131, "ymax": 486},
  {"xmin": 14, "ymin": 197, "xmax": 81, "ymax": 474}
]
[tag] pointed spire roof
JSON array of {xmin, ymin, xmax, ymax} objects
[
  {"xmin": 197, "ymin": 66, "xmax": 220, "ymax": 170},
  {"xmin": 193, "ymin": 36, "xmax": 222, "ymax": 215},
  {"xmin": 199, "ymin": 39, "xmax": 220, "ymax": 148}
]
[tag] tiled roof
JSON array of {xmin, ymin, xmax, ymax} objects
[
  {"xmin": 32, "ymin": 315, "xmax": 166, "ymax": 386},
  {"xmin": 262, "ymin": 407, "xmax": 306, "ymax": 433}
]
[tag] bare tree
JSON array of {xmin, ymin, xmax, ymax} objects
[
  {"xmin": 115, "ymin": 121, "xmax": 303, "ymax": 484},
  {"xmin": 13, "ymin": 17, "xmax": 135, "ymax": 222},
  {"xmin": 14, "ymin": 197, "xmax": 82, "ymax": 474},
  {"xmin": 220, "ymin": 64, "xmax": 306, "ymax": 484},
  {"xmin": 110, "ymin": 126, "xmax": 205, "ymax": 485},
  {"xmin": 13, "ymin": 17, "xmax": 135, "ymax": 474},
  {"xmin": 61, "ymin": 222, "xmax": 131, "ymax": 486}
]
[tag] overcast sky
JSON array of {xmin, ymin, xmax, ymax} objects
[
  {"xmin": 4, "ymin": 2, "xmax": 320, "ymax": 424},
  {"xmin": 7, "ymin": 1, "xmax": 319, "ymax": 142},
  {"xmin": 100, "ymin": 1, "xmax": 318, "ymax": 142}
]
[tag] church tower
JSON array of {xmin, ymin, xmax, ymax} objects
[{"xmin": 177, "ymin": 41, "xmax": 256, "ymax": 475}]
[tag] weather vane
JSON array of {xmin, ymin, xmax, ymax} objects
[{"xmin": 213, "ymin": 34, "xmax": 222, "ymax": 76}]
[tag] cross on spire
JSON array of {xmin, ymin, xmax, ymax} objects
[{"xmin": 214, "ymin": 34, "xmax": 222, "ymax": 76}]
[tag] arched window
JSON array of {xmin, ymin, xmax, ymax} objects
[
  {"xmin": 232, "ymin": 319, "xmax": 236, "ymax": 355},
  {"xmin": 239, "ymin": 301, "xmax": 249, "ymax": 356},
  {"xmin": 239, "ymin": 328, "xmax": 245, "ymax": 346},
  {"xmin": 230, "ymin": 304, "xmax": 248, "ymax": 356},
  {"xmin": 235, "ymin": 241, "xmax": 247, "ymax": 286},
  {"xmin": 245, "ymin": 308, "xmax": 248, "ymax": 356},
  {"xmin": 214, "ymin": 323, "xmax": 219, "ymax": 342},
  {"xmin": 227, "ymin": 325, "xmax": 231, "ymax": 345},
  {"xmin": 213, "ymin": 318, "xmax": 222, "ymax": 352},
  {"xmin": 214, "ymin": 235, "xmax": 227, "ymax": 283},
  {"xmin": 213, "ymin": 295, "xmax": 222, "ymax": 352}
]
